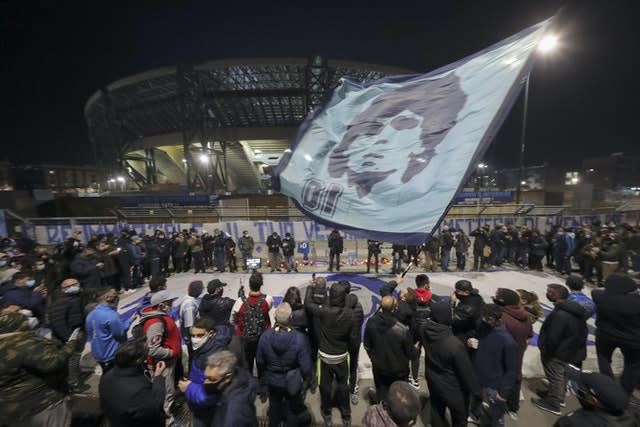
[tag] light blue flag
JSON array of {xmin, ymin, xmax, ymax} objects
[{"xmin": 274, "ymin": 20, "xmax": 552, "ymax": 244}]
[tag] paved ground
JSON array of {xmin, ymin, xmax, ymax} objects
[{"xmin": 70, "ymin": 263, "xmax": 639, "ymax": 426}]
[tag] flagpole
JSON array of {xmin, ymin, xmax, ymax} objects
[{"xmin": 516, "ymin": 74, "xmax": 530, "ymax": 204}]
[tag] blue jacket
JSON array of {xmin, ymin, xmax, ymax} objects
[
  {"xmin": 185, "ymin": 324, "xmax": 233, "ymax": 416},
  {"xmin": 568, "ymin": 292, "xmax": 596, "ymax": 319},
  {"xmin": 85, "ymin": 304, "xmax": 132, "ymax": 363},
  {"xmin": 472, "ymin": 324, "xmax": 518, "ymax": 397},
  {"xmin": 0, "ymin": 283, "xmax": 45, "ymax": 319},
  {"xmin": 256, "ymin": 325, "xmax": 311, "ymax": 390}
]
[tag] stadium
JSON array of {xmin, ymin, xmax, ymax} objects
[{"xmin": 84, "ymin": 56, "xmax": 412, "ymax": 195}]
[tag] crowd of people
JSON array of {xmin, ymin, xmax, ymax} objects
[{"xmin": 0, "ymin": 221, "xmax": 639, "ymax": 427}]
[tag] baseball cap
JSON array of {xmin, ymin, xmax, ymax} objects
[
  {"xmin": 150, "ymin": 290, "xmax": 177, "ymax": 306},
  {"xmin": 455, "ymin": 280, "xmax": 474, "ymax": 293},
  {"xmin": 207, "ymin": 279, "xmax": 227, "ymax": 292},
  {"xmin": 567, "ymin": 368, "xmax": 629, "ymax": 415}
]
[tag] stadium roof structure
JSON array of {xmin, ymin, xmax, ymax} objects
[{"xmin": 85, "ymin": 57, "xmax": 412, "ymax": 194}]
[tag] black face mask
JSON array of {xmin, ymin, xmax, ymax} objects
[
  {"xmin": 546, "ymin": 293, "xmax": 557, "ymax": 304},
  {"xmin": 107, "ymin": 296, "xmax": 120, "ymax": 308},
  {"xmin": 203, "ymin": 381, "xmax": 224, "ymax": 394}
]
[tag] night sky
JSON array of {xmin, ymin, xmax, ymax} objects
[{"xmin": 3, "ymin": 0, "xmax": 638, "ymax": 170}]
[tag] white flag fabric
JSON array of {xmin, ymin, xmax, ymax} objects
[{"xmin": 274, "ymin": 20, "xmax": 552, "ymax": 244}]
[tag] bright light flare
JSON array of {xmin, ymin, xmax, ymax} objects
[
  {"xmin": 199, "ymin": 154, "xmax": 209, "ymax": 163},
  {"xmin": 538, "ymin": 35, "xmax": 558, "ymax": 53}
]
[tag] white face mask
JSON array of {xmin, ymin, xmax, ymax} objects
[
  {"xmin": 63, "ymin": 285, "xmax": 81, "ymax": 294},
  {"xmin": 191, "ymin": 336, "xmax": 209, "ymax": 350},
  {"xmin": 36, "ymin": 264, "xmax": 46, "ymax": 271}
]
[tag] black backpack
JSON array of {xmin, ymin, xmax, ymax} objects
[{"xmin": 241, "ymin": 295, "xmax": 266, "ymax": 341}]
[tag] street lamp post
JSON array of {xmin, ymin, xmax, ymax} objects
[
  {"xmin": 515, "ymin": 34, "xmax": 558, "ymax": 204},
  {"xmin": 516, "ymin": 75, "xmax": 530, "ymax": 204}
]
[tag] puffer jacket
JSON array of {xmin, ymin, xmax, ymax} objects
[
  {"xmin": 199, "ymin": 293, "xmax": 235, "ymax": 326},
  {"xmin": 364, "ymin": 311, "xmax": 418, "ymax": 378},
  {"xmin": 256, "ymin": 325, "xmax": 311, "ymax": 390},
  {"xmin": 593, "ymin": 274, "xmax": 640, "ymax": 348},
  {"xmin": 538, "ymin": 300, "xmax": 587, "ymax": 364}
]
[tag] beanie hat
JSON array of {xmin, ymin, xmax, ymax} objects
[{"xmin": 494, "ymin": 288, "xmax": 521, "ymax": 306}]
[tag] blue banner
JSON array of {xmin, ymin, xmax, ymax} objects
[{"xmin": 274, "ymin": 20, "xmax": 552, "ymax": 244}]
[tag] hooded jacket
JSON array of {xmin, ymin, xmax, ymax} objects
[
  {"xmin": 501, "ymin": 305, "xmax": 533, "ymax": 372},
  {"xmin": 256, "ymin": 324, "xmax": 311, "ymax": 390},
  {"xmin": 413, "ymin": 288, "xmax": 440, "ymax": 338},
  {"xmin": 538, "ymin": 300, "xmax": 588, "ymax": 363},
  {"xmin": 592, "ymin": 275, "xmax": 640, "ymax": 348},
  {"xmin": 185, "ymin": 324, "xmax": 233, "ymax": 415},
  {"xmin": 364, "ymin": 311, "xmax": 418, "ymax": 378},
  {"xmin": 361, "ymin": 403, "xmax": 399, "ymax": 427},
  {"xmin": 304, "ymin": 282, "xmax": 354, "ymax": 357},
  {"xmin": 421, "ymin": 319, "xmax": 481, "ymax": 400}
]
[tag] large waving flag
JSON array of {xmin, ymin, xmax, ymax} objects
[{"xmin": 273, "ymin": 20, "xmax": 552, "ymax": 244}]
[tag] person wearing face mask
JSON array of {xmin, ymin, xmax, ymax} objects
[
  {"xmin": 139, "ymin": 290, "xmax": 182, "ymax": 426},
  {"xmin": 48, "ymin": 278, "xmax": 86, "ymax": 392},
  {"xmin": 178, "ymin": 317, "xmax": 234, "ymax": 427},
  {"xmin": 238, "ymin": 230, "xmax": 255, "ymax": 271},
  {"xmin": 85, "ymin": 287, "xmax": 132, "ymax": 374},
  {"xmin": 0, "ymin": 251, "xmax": 19, "ymax": 285},
  {"xmin": 532, "ymin": 284, "xmax": 588, "ymax": 416},
  {"xmin": 467, "ymin": 304, "xmax": 518, "ymax": 426},
  {"xmin": 203, "ymin": 350, "xmax": 258, "ymax": 426},
  {"xmin": 99, "ymin": 339, "xmax": 167, "ymax": 427},
  {"xmin": 33, "ymin": 258, "xmax": 56, "ymax": 298},
  {"xmin": 0, "ymin": 312, "xmax": 81, "ymax": 427},
  {"xmin": 0, "ymin": 271, "xmax": 46, "ymax": 321},
  {"xmin": 553, "ymin": 368, "xmax": 640, "ymax": 427}
]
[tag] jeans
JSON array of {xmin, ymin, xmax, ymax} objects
[
  {"xmin": 284, "ymin": 255, "xmax": 296, "ymax": 271},
  {"xmin": 440, "ymin": 248, "xmax": 451, "ymax": 271},
  {"xmin": 476, "ymin": 388, "xmax": 505, "ymax": 427},
  {"xmin": 392, "ymin": 255, "xmax": 402, "ymax": 274},
  {"xmin": 455, "ymin": 252, "xmax": 466, "ymax": 270},
  {"xmin": 541, "ymin": 357, "xmax": 567, "ymax": 408},
  {"xmin": 241, "ymin": 250, "xmax": 252, "ymax": 270}
]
